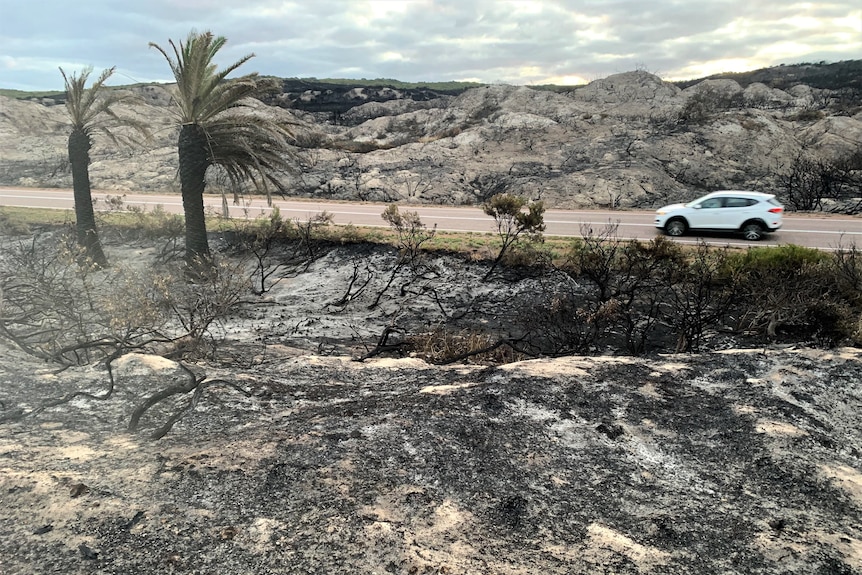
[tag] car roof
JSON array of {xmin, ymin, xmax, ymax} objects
[{"xmin": 703, "ymin": 190, "xmax": 775, "ymax": 199}]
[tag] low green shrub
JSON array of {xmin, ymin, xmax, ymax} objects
[
  {"xmin": 0, "ymin": 209, "xmax": 31, "ymax": 236},
  {"xmin": 501, "ymin": 240, "xmax": 552, "ymax": 270},
  {"xmin": 726, "ymin": 244, "xmax": 829, "ymax": 273},
  {"xmin": 133, "ymin": 206, "xmax": 185, "ymax": 239}
]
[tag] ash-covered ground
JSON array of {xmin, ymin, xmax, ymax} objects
[{"xmin": 0, "ymin": 241, "xmax": 860, "ymax": 574}]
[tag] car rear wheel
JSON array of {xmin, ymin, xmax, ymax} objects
[
  {"xmin": 665, "ymin": 218, "xmax": 687, "ymax": 237},
  {"xmin": 742, "ymin": 222, "xmax": 764, "ymax": 241}
]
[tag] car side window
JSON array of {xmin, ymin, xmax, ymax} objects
[
  {"xmin": 699, "ymin": 198, "xmax": 722, "ymax": 209},
  {"xmin": 724, "ymin": 197, "xmax": 752, "ymax": 208}
]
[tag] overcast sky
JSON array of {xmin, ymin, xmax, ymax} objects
[{"xmin": 1, "ymin": 0, "xmax": 860, "ymax": 91}]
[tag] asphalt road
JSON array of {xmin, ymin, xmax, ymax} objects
[{"xmin": 1, "ymin": 186, "xmax": 859, "ymax": 250}]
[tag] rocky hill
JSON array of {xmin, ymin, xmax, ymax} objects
[{"xmin": 1, "ymin": 63, "xmax": 861, "ymax": 210}]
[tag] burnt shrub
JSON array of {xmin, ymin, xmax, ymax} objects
[
  {"xmin": 561, "ymin": 230, "xmax": 687, "ymax": 354},
  {"xmin": 779, "ymin": 149, "xmax": 862, "ymax": 214},
  {"xmin": 726, "ymin": 245, "xmax": 856, "ymax": 341},
  {"xmin": 661, "ymin": 242, "xmax": 736, "ymax": 353},
  {"xmin": 518, "ymin": 235, "xmax": 860, "ymax": 356},
  {"xmin": 830, "ymin": 243, "xmax": 862, "ymax": 344},
  {"xmin": 407, "ymin": 327, "xmax": 527, "ymax": 365}
]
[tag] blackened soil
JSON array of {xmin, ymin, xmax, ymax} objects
[{"xmin": 0, "ymin": 345, "xmax": 860, "ymax": 574}]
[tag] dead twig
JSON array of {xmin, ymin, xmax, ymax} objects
[
  {"xmin": 127, "ymin": 361, "xmax": 251, "ymax": 440},
  {"xmin": 148, "ymin": 377, "xmax": 250, "ymax": 440},
  {"xmin": 353, "ymin": 325, "xmax": 406, "ymax": 362},
  {"xmin": 330, "ymin": 259, "xmax": 373, "ymax": 307}
]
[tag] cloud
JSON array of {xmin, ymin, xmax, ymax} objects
[{"xmin": 1, "ymin": 0, "xmax": 859, "ymax": 91}]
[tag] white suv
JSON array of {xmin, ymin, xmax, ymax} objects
[{"xmin": 655, "ymin": 191, "xmax": 783, "ymax": 241}]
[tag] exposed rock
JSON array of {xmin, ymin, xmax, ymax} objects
[
  {"xmin": 341, "ymin": 96, "xmax": 454, "ymax": 124},
  {"xmin": 1, "ymin": 68, "xmax": 860, "ymax": 210},
  {"xmin": 743, "ymin": 82, "xmax": 794, "ymax": 108},
  {"xmin": 128, "ymin": 84, "xmax": 176, "ymax": 107},
  {"xmin": 684, "ymin": 78, "xmax": 744, "ymax": 99},
  {"xmin": 800, "ymin": 116, "xmax": 862, "ymax": 155},
  {"xmin": 572, "ymin": 70, "xmax": 683, "ymax": 104}
]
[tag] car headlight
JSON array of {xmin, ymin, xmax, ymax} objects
[{"xmin": 656, "ymin": 210, "xmax": 666, "ymax": 215}]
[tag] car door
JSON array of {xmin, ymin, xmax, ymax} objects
[
  {"xmin": 687, "ymin": 197, "xmax": 725, "ymax": 229},
  {"xmin": 719, "ymin": 196, "xmax": 757, "ymax": 229}
]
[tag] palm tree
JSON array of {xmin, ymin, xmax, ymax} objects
[
  {"xmin": 61, "ymin": 66, "xmax": 147, "ymax": 267},
  {"xmin": 150, "ymin": 30, "xmax": 296, "ymax": 267}
]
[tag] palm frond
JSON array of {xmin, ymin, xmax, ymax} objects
[
  {"xmin": 150, "ymin": 31, "xmax": 259, "ymax": 124},
  {"xmin": 204, "ymin": 109, "xmax": 298, "ymax": 202},
  {"xmin": 152, "ymin": 30, "xmax": 300, "ymax": 203},
  {"xmin": 60, "ymin": 66, "xmax": 152, "ymax": 142}
]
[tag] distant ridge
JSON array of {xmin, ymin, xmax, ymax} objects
[
  {"xmin": 672, "ymin": 59, "xmax": 862, "ymax": 91},
  {"xmin": 3, "ymin": 59, "xmax": 861, "ymax": 100},
  {"xmin": 280, "ymin": 77, "xmax": 483, "ymax": 91}
]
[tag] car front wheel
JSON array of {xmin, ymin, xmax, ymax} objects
[
  {"xmin": 742, "ymin": 222, "xmax": 764, "ymax": 241},
  {"xmin": 665, "ymin": 218, "xmax": 687, "ymax": 237}
]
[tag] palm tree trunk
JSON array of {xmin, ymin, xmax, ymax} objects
[
  {"xmin": 68, "ymin": 129, "xmax": 108, "ymax": 268},
  {"xmin": 178, "ymin": 124, "xmax": 211, "ymax": 268}
]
